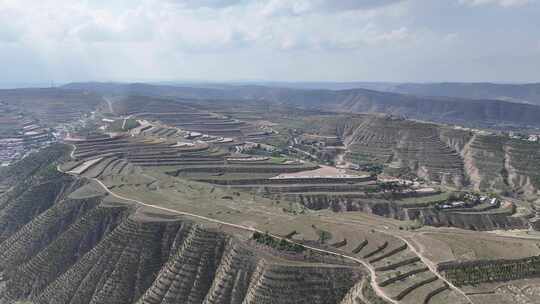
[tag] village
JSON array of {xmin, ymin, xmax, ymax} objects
[
  {"xmin": 508, "ymin": 131, "xmax": 540, "ymax": 142},
  {"xmin": 0, "ymin": 109, "xmax": 55, "ymax": 167}
]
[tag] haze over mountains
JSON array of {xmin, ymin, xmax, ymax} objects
[
  {"xmin": 173, "ymin": 81, "xmax": 540, "ymax": 106},
  {"xmin": 203, "ymin": 81, "xmax": 540, "ymax": 106},
  {"xmin": 63, "ymin": 82, "xmax": 540, "ymax": 129},
  {"xmin": 354, "ymin": 82, "xmax": 540, "ymax": 106}
]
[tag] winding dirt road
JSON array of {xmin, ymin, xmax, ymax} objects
[
  {"xmin": 399, "ymin": 235, "xmax": 474, "ymax": 303},
  {"xmin": 59, "ymin": 143, "xmax": 399, "ymax": 304},
  {"xmin": 60, "ymin": 141, "xmax": 473, "ymax": 303}
]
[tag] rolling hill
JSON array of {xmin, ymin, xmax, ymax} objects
[{"xmin": 63, "ymin": 82, "xmax": 540, "ymax": 128}]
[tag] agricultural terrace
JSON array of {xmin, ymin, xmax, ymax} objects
[
  {"xmin": 49, "ymin": 94, "xmax": 540, "ymax": 304},
  {"xmin": 57, "ymin": 97, "xmax": 472, "ymax": 303},
  {"xmin": 67, "ymin": 95, "xmax": 530, "ymax": 233}
]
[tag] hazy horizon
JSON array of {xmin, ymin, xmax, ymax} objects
[{"xmin": 1, "ymin": 79, "xmax": 540, "ymax": 91}]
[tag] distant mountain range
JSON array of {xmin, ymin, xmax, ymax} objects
[
  {"xmin": 353, "ymin": 82, "xmax": 540, "ymax": 105},
  {"xmin": 63, "ymin": 82, "xmax": 540, "ymax": 128},
  {"xmin": 149, "ymin": 81, "xmax": 540, "ymax": 105}
]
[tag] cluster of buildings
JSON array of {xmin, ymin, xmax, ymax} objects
[
  {"xmin": 528, "ymin": 135, "xmax": 539, "ymax": 142},
  {"xmin": 0, "ymin": 137, "xmax": 25, "ymax": 166},
  {"xmin": 0, "ymin": 119, "xmax": 54, "ymax": 166},
  {"xmin": 289, "ymin": 134, "xmax": 345, "ymax": 164},
  {"xmin": 452, "ymin": 125, "xmax": 493, "ymax": 136},
  {"xmin": 296, "ymin": 134, "xmax": 342, "ymax": 147},
  {"xmin": 437, "ymin": 193, "xmax": 500, "ymax": 210},
  {"xmin": 235, "ymin": 142, "xmax": 277, "ymax": 154},
  {"xmin": 508, "ymin": 131, "xmax": 540, "ymax": 142}
]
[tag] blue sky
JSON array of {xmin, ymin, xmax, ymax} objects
[{"xmin": 0, "ymin": 0, "xmax": 539, "ymax": 84}]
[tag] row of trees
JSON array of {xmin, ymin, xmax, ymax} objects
[
  {"xmin": 441, "ymin": 256, "xmax": 540, "ymax": 286},
  {"xmin": 252, "ymin": 232, "xmax": 305, "ymax": 253}
]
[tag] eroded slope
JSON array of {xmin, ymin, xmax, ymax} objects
[{"xmin": 0, "ymin": 147, "xmax": 363, "ymax": 304}]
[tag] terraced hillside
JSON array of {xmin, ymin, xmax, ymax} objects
[
  {"xmin": 110, "ymin": 96, "xmax": 256, "ymax": 139},
  {"xmin": 64, "ymin": 126, "xmax": 528, "ymax": 232},
  {"xmin": 0, "ymin": 88, "xmax": 103, "ymax": 125},
  {"xmin": 102, "ymin": 93, "xmax": 540, "ymax": 203},
  {"xmin": 283, "ymin": 113, "xmax": 540, "ymax": 200},
  {"xmin": 60, "ymin": 96, "xmax": 532, "ymax": 233},
  {"xmin": 0, "ymin": 146, "xmax": 365, "ymax": 304},
  {"xmin": 273, "ymin": 114, "xmax": 468, "ymax": 188},
  {"xmin": 62, "ymin": 132, "xmax": 317, "ymax": 183},
  {"xmin": 343, "ymin": 116, "xmax": 467, "ymax": 187},
  {"xmin": 54, "ymin": 110, "xmax": 475, "ymax": 303},
  {"xmin": 0, "ymin": 144, "xmax": 477, "ymax": 304},
  {"xmin": 85, "ymin": 92, "xmax": 540, "ymax": 199},
  {"xmin": 55, "ymin": 142, "xmax": 520, "ymax": 302},
  {"xmin": 462, "ymin": 135, "xmax": 540, "ymax": 198},
  {"xmin": 4, "ymin": 92, "xmax": 540, "ymax": 304}
]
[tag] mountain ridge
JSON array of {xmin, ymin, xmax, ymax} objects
[{"xmin": 62, "ymin": 82, "xmax": 540, "ymax": 128}]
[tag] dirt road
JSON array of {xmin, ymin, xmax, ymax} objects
[{"xmin": 58, "ymin": 143, "xmax": 400, "ymax": 304}]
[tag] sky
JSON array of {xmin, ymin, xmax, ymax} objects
[{"xmin": 0, "ymin": 0, "xmax": 539, "ymax": 84}]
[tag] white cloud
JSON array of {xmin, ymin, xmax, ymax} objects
[
  {"xmin": 70, "ymin": 11, "xmax": 154, "ymax": 43},
  {"xmin": 319, "ymin": 0, "xmax": 405, "ymax": 11},
  {"xmin": 0, "ymin": 0, "xmax": 537, "ymax": 83},
  {"xmin": 259, "ymin": 0, "xmax": 404, "ymax": 17},
  {"xmin": 0, "ymin": 0, "xmax": 411, "ymax": 51},
  {"xmin": 0, "ymin": 0, "xmax": 419, "ymax": 82},
  {"xmin": 314, "ymin": 25, "xmax": 412, "ymax": 50},
  {"xmin": 170, "ymin": 0, "xmax": 245, "ymax": 8},
  {"xmin": 458, "ymin": 0, "xmax": 534, "ymax": 7},
  {"xmin": 443, "ymin": 33, "xmax": 460, "ymax": 43}
]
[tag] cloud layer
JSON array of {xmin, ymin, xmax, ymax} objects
[
  {"xmin": 458, "ymin": 0, "xmax": 534, "ymax": 7},
  {"xmin": 0, "ymin": 0, "xmax": 538, "ymax": 83}
]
